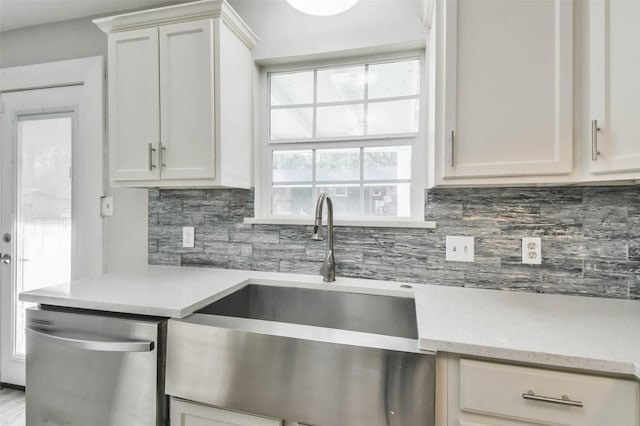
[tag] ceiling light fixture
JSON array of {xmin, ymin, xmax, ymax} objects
[{"xmin": 286, "ymin": 0, "xmax": 359, "ymax": 16}]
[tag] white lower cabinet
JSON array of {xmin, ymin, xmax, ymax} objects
[
  {"xmin": 443, "ymin": 356, "xmax": 640, "ymax": 426},
  {"xmin": 170, "ymin": 398, "xmax": 282, "ymax": 426}
]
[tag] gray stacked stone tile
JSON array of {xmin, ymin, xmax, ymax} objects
[{"xmin": 149, "ymin": 185, "xmax": 640, "ymax": 300}]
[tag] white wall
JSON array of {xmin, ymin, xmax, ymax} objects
[
  {"xmin": 0, "ymin": 18, "xmax": 149, "ymax": 273},
  {"xmin": 228, "ymin": 0, "xmax": 427, "ymax": 61}
]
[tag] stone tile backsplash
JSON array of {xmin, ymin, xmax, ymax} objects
[{"xmin": 149, "ymin": 186, "xmax": 640, "ymax": 299}]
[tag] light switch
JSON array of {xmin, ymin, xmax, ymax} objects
[
  {"xmin": 446, "ymin": 236, "xmax": 474, "ymax": 262},
  {"xmin": 100, "ymin": 196, "xmax": 114, "ymax": 217},
  {"xmin": 182, "ymin": 227, "xmax": 195, "ymax": 248}
]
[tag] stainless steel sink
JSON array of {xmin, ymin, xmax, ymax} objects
[
  {"xmin": 196, "ymin": 284, "xmax": 419, "ymax": 339},
  {"xmin": 166, "ymin": 283, "xmax": 434, "ymax": 426}
]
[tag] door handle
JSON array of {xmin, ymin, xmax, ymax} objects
[
  {"xmin": 27, "ymin": 326, "xmax": 154, "ymax": 352},
  {"xmin": 0, "ymin": 253, "xmax": 10, "ymax": 264}
]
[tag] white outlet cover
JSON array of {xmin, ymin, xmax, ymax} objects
[
  {"xmin": 446, "ymin": 236, "xmax": 474, "ymax": 262},
  {"xmin": 100, "ymin": 196, "xmax": 114, "ymax": 217},
  {"xmin": 182, "ymin": 226, "xmax": 195, "ymax": 248},
  {"xmin": 522, "ymin": 237, "xmax": 542, "ymax": 265}
]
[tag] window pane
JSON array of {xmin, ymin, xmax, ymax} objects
[
  {"xmin": 317, "ymin": 185, "xmax": 361, "ymax": 216},
  {"xmin": 364, "ymin": 146, "xmax": 411, "ymax": 180},
  {"xmin": 270, "ymin": 108, "xmax": 313, "ymax": 140},
  {"xmin": 270, "ymin": 71, "xmax": 314, "ymax": 106},
  {"xmin": 317, "ymin": 66, "xmax": 365, "ymax": 103},
  {"xmin": 316, "ymin": 148, "xmax": 360, "ymax": 181},
  {"xmin": 364, "ymin": 183, "xmax": 411, "ymax": 217},
  {"xmin": 316, "ymin": 104, "xmax": 364, "ymax": 138},
  {"xmin": 273, "ymin": 150, "xmax": 312, "ymax": 182},
  {"xmin": 272, "ymin": 185, "xmax": 313, "ymax": 216},
  {"xmin": 367, "ymin": 99, "xmax": 419, "ymax": 135},
  {"xmin": 368, "ymin": 60, "xmax": 420, "ymax": 99}
]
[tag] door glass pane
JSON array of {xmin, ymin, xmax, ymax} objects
[{"xmin": 15, "ymin": 115, "xmax": 73, "ymax": 357}]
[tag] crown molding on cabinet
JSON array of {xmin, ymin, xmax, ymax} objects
[{"xmin": 93, "ymin": 0, "xmax": 258, "ymax": 49}]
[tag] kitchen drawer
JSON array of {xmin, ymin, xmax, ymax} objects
[{"xmin": 459, "ymin": 359, "xmax": 639, "ymax": 425}]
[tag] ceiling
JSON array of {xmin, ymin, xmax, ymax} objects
[{"xmin": 0, "ymin": 0, "xmax": 196, "ymax": 32}]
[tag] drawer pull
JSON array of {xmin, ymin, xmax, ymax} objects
[{"xmin": 522, "ymin": 390, "xmax": 583, "ymax": 408}]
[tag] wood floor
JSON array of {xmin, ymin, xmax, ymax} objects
[{"xmin": 0, "ymin": 387, "xmax": 25, "ymax": 426}]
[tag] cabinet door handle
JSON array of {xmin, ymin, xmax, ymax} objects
[
  {"xmin": 591, "ymin": 119, "xmax": 601, "ymax": 161},
  {"xmin": 148, "ymin": 143, "xmax": 157, "ymax": 171},
  {"xmin": 522, "ymin": 390, "xmax": 583, "ymax": 408},
  {"xmin": 160, "ymin": 141, "xmax": 167, "ymax": 168},
  {"xmin": 449, "ymin": 130, "xmax": 455, "ymax": 167}
]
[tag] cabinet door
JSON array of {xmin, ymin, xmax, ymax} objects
[
  {"xmin": 170, "ymin": 398, "xmax": 282, "ymax": 426},
  {"xmin": 159, "ymin": 19, "xmax": 216, "ymax": 180},
  {"xmin": 589, "ymin": 0, "xmax": 640, "ymax": 174},
  {"xmin": 443, "ymin": 0, "xmax": 573, "ymax": 178},
  {"xmin": 108, "ymin": 28, "xmax": 160, "ymax": 181}
]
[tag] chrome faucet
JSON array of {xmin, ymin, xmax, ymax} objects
[{"xmin": 311, "ymin": 192, "xmax": 335, "ymax": 282}]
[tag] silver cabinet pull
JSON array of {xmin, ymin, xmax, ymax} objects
[
  {"xmin": 522, "ymin": 390, "xmax": 583, "ymax": 408},
  {"xmin": 27, "ymin": 326, "xmax": 154, "ymax": 352},
  {"xmin": 591, "ymin": 119, "xmax": 601, "ymax": 161},
  {"xmin": 0, "ymin": 253, "xmax": 10, "ymax": 264},
  {"xmin": 449, "ymin": 130, "xmax": 455, "ymax": 167},
  {"xmin": 160, "ymin": 141, "xmax": 167, "ymax": 168},
  {"xmin": 148, "ymin": 143, "xmax": 157, "ymax": 171}
]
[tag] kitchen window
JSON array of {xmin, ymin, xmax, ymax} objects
[{"xmin": 254, "ymin": 53, "xmax": 427, "ymax": 224}]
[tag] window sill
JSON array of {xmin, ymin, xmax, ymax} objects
[{"xmin": 243, "ymin": 217, "xmax": 436, "ymax": 229}]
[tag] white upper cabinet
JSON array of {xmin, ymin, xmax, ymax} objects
[
  {"xmin": 441, "ymin": 0, "xmax": 573, "ymax": 179},
  {"xmin": 159, "ymin": 20, "xmax": 215, "ymax": 180},
  {"xmin": 108, "ymin": 27, "xmax": 161, "ymax": 181},
  {"xmin": 589, "ymin": 0, "xmax": 640, "ymax": 174},
  {"xmin": 95, "ymin": 0, "xmax": 257, "ymax": 188}
]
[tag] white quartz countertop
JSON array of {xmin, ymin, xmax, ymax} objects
[{"xmin": 20, "ymin": 265, "xmax": 640, "ymax": 380}]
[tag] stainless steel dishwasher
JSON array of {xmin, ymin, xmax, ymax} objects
[{"xmin": 25, "ymin": 306, "xmax": 167, "ymax": 426}]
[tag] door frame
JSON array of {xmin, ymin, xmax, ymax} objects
[{"xmin": 0, "ymin": 56, "xmax": 105, "ymax": 386}]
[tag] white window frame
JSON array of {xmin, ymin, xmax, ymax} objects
[{"xmin": 252, "ymin": 50, "xmax": 432, "ymax": 228}]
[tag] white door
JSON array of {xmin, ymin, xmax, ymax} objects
[
  {"xmin": 589, "ymin": 0, "xmax": 640, "ymax": 174},
  {"xmin": 0, "ymin": 86, "xmax": 91, "ymax": 386},
  {"xmin": 159, "ymin": 19, "xmax": 216, "ymax": 180},
  {"xmin": 442, "ymin": 0, "xmax": 573, "ymax": 179},
  {"xmin": 108, "ymin": 27, "xmax": 161, "ymax": 181}
]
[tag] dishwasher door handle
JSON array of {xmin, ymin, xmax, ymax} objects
[{"xmin": 27, "ymin": 326, "xmax": 154, "ymax": 352}]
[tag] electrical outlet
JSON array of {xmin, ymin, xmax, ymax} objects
[
  {"xmin": 522, "ymin": 237, "xmax": 541, "ymax": 265},
  {"xmin": 182, "ymin": 226, "xmax": 195, "ymax": 248},
  {"xmin": 446, "ymin": 236, "xmax": 474, "ymax": 262}
]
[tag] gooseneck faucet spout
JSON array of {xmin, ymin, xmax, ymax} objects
[{"xmin": 311, "ymin": 192, "xmax": 335, "ymax": 282}]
